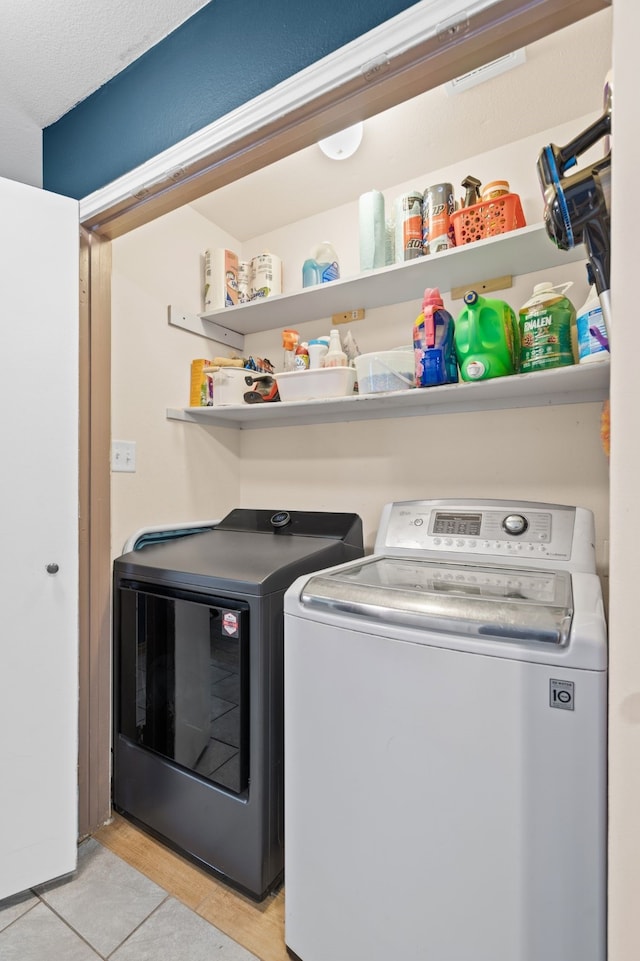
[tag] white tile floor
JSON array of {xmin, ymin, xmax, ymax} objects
[{"xmin": 0, "ymin": 838, "xmax": 259, "ymax": 961}]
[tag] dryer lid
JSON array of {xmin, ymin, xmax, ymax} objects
[
  {"xmin": 300, "ymin": 556, "xmax": 574, "ymax": 645},
  {"xmin": 114, "ymin": 509, "xmax": 364, "ymax": 595}
]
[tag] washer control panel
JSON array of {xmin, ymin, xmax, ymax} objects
[{"xmin": 377, "ymin": 499, "xmax": 578, "ymax": 564}]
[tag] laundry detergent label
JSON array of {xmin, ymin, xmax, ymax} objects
[
  {"xmin": 577, "ymin": 305, "xmax": 607, "ymax": 360},
  {"xmin": 519, "ymin": 297, "xmax": 574, "ymax": 372},
  {"xmin": 320, "ymin": 261, "xmax": 340, "ymax": 283},
  {"xmin": 222, "ymin": 610, "xmax": 239, "ymax": 637}
]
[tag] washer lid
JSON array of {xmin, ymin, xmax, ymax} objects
[{"xmin": 300, "ymin": 556, "xmax": 574, "ymax": 645}]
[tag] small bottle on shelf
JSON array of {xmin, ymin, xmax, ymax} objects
[
  {"xmin": 481, "ymin": 180, "xmax": 510, "ymax": 202},
  {"xmin": 282, "ymin": 328, "xmax": 299, "ymax": 371},
  {"xmin": 302, "ymin": 242, "xmax": 340, "ymax": 287},
  {"xmin": 295, "ymin": 342, "xmax": 310, "ymax": 369},
  {"xmin": 323, "ymin": 329, "xmax": 347, "ymax": 367}
]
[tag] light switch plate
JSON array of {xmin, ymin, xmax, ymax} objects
[{"xmin": 111, "ymin": 440, "xmax": 136, "ymax": 472}]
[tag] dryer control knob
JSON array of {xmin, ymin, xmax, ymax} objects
[
  {"xmin": 270, "ymin": 511, "xmax": 291, "ymax": 529},
  {"xmin": 502, "ymin": 514, "xmax": 528, "ymax": 536}
]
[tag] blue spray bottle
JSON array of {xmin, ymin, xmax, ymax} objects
[{"xmin": 414, "ymin": 288, "xmax": 459, "ymax": 387}]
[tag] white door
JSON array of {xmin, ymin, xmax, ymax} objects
[{"xmin": 0, "ymin": 176, "xmax": 79, "ymax": 899}]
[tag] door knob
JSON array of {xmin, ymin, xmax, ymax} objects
[{"xmin": 46, "ymin": 563, "xmax": 60, "ymax": 574}]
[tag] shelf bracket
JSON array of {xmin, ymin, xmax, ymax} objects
[
  {"xmin": 450, "ymin": 275, "xmax": 513, "ymax": 300},
  {"xmin": 168, "ymin": 306, "xmax": 245, "ymax": 352}
]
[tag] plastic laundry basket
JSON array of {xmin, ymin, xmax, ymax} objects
[{"xmin": 451, "ymin": 193, "xmax": 526, "ymax": 246}]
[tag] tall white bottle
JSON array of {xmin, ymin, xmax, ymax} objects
[{"xmin": 323, "ymin": 329, "xmax": 347, "ymax": 367}]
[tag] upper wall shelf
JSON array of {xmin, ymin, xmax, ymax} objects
[{"xmin": 185, "ymin": 223, "xmax": 587, "ymax": 339}]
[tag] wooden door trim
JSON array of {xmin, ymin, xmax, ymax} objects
[{"xmin": 79, "ymin": 228, "xmax": 112, "ymax": 835}]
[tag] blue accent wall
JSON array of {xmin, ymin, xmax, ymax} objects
[{"xmin": 43, "ymin": 0, "xmax": 419, "ymax": 199}]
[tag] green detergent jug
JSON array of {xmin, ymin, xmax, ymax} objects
[
  {"xmin": 454, "ymin": 290, "xmax": 519, "ymax": 381},
  {"xmin": 518, "ymin": 281, "xmax": 576, "ymax": 372}
]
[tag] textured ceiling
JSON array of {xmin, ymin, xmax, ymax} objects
[{"xmin": 0, "ymin": 0, "xmax": 210, "ymax": 127}]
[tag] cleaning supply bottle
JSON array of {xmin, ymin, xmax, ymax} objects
[
  {"xmin": 518, "ymin": 281, "xmax": 576, "ymax": 373},
  {"xmin": 576, "ymin": 267, "xmax": 609, "ymax": 363},
  {"xmin": 454, "ymin": 290, "xmax": 519, "ymax": 381},
  {"xmin": 295, "ymin": 341, "xmax": 310, "ymax": 369},
  {"xmin": 282, "ymin": 328, "xmax": 299, "ymax": 371},
  {"xmin": 414, "ymin": 288, "xmax": 458, "ymax": 387},
  {"xmin": 302, "ymin": 242, "xmax": 340, "ymax": 287},
  {"xmin": 460, "ymin": 175, "xmax": 482, "ymax": 208},
  {"xmin": 323, "ymin": 329, "xmax": 347, "ymax": 367}
]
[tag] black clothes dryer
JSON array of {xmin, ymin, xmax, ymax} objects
[{"xmin": 112, "ymin": 508, "xmax": 363, "ymax": 900}]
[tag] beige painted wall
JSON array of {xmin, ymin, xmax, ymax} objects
[
  {"xmin": 237, "ymin": 402, "xmax": 608, "ymax": 557},
  {"xmin": 111, "ymin": 205, "xmax": 242, "ymax": 555}
]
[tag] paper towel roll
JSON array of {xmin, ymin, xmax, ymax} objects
[
  {"xmin": 250, "ymin": 252, "xmax": 282, "ymax": 299},
  {"xmin": 359, "ymin": 190, "xmax": 386, "ymax": 271},
  {"xmin": 237, "ymin": 260, "xmax": 252, "ymax": 303},
  {"xmin": 204, "ymin": 248, "xmax": 239, "ymax": 310}
]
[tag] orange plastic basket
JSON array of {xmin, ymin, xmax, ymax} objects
[{"xmin": 451, "ymin": 193, "xmax": 526, "ymax": 246}]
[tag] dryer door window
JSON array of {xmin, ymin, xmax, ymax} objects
[{"xmin": 116, "ymin": 581, "xmax": 249, "ymax": 795}]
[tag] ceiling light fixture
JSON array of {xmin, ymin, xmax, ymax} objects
[{"xmin": 318, "ymin": 122, "xmax": 364, "ymax": 160}]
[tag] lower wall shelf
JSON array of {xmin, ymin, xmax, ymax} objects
[{"xmin": 166, "ymin": 361, "xmax": 609, "ymax": 430}]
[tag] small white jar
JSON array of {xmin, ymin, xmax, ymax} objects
[{"xmin": 307, "ymin": 338, "xmax": 329, "ymax": 369}]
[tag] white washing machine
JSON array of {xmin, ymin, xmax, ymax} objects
[{"xmin": 284, "ymin": 499, "xmax": 607, "ymax": 961}]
